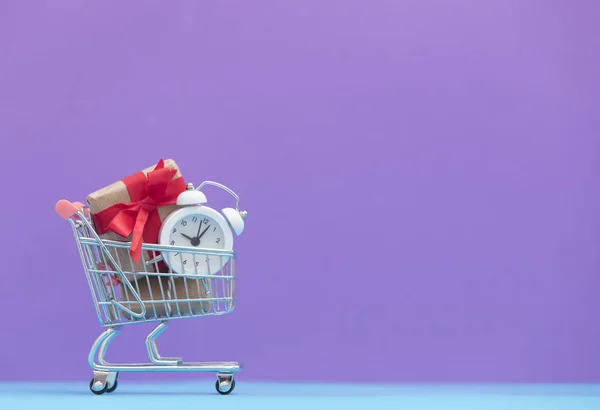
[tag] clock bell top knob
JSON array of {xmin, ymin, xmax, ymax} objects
[{"xmin": 176, "ymin": 183, "xmax": 207, "ymax": 206}]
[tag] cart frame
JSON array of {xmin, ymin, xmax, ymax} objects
[{"xmin": 55, "ymin": 199, "xmax": 241, "ymax": 395}]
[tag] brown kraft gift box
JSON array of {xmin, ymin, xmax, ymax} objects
[
  {"xmin": 123, "ymin": 276, "xmax": 213, "ymax": 317},
  {"xmin": 86, "ymin": 159, "xmax": 183, "ymax": 279}
]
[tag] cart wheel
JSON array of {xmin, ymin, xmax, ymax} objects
[
  {"xmin": 215, "ymin": 379, "xmax": 235, "ymax": 395},
  {"xmin": 89, "ymin": 379, "xmax": 108, "ymax": 395},
  {"xmin": 105, "ymin": 374, "xmax": 119, "ymax": 393}
]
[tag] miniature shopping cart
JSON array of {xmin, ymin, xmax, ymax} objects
[{"xmin": 55, "ymin": 199, "xmax": 240, "ymax": 395}]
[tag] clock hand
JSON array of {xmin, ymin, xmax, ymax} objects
[
  {"xmin": 198, "ymin": 225, "xmax": 211, "ymax": 239},
  {"xmin": 195, "ymin": 220, "xmax": 203, "ymax": 238},
  {"xmin": 180, "ymin": 233, "xmax": 194, "ymax": 242}
]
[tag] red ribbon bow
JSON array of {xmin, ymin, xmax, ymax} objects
[{"xmin": 93, "ymin": 159, "xmax": 186, "ymax": 263}]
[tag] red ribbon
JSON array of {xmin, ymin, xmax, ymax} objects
[{"xmin": 93, "ymin": 159, "xmax": 186, "ymax": 264}]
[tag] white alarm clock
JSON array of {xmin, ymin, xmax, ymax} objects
[{"xmin": 158, "ymin": 181, "xmax": 246, "ymax": 275}]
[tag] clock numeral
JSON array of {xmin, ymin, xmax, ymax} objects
[
  {"xmin": 195, "ymin": 261, "xmax": 199, "ymax": 267},
  {"xmin": 203, "ymin": 218, "xmax": 209, "ymax": 224},
  {"xmin": 213, "ymin": 227, "xmax": 216, "ymax": 232},
  {"xmin": 174, "ymin": 252, "xmax": 180, "ymax": 257},
  {"xmin": 183, "ymin": 260, "xmax": 187, "ymax": 265},
  {"xmin": 172, "ymin": 228, "xmax": 177, "ymax": 233},
  {"xmin": 216, "ymin": 238, "xmax": 220, "ymax": 244},
  {"xmin": 192, "ymin": 216, "xmax": 198, "ymax": 222},
  {"xmin": 181, "ymin": 220, "xmax": 187, "ymax": 226},
  {"xmin": 170, "ymin": 240, "xmax": 175, "ymax": 245}
]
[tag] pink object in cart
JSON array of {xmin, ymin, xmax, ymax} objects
[
  {"xmin": 55, "ymin": 199, "xmax": 90, "ymax": 219},
  {"xmin": 55, "ymin": 199, "xmax": 80, "ymax": 219}
]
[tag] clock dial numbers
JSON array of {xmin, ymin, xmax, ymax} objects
[{"xmin": 166, "ymin": 213, "xmax": 227, "ymax": 275}]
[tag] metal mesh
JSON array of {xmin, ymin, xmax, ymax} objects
[{"xmin": 71, "ymin": 213, "xmax": 236, "ymax": 327}]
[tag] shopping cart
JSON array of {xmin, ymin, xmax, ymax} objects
[{"xmin": 55, "ymin": 199, "xmax": 240, "ymax": 395}]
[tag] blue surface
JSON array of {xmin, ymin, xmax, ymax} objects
[{"xmin": 2, "ymin": 382, "xmax": 600, "ymax": 409}]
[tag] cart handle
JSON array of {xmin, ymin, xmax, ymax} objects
[
  {"xmin": 55, "ymin": 199, "xmax": 89, "ymax": 219},
  {"xmin": 55, "ymin": 199, "xmax": 147, "ymax": 319}
]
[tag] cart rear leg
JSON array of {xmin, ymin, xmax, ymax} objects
[
  {"xmin": 88, "ymin": 327, "xmax": 121, "ymax": 394},
  {"xmin": 89, "ymin": 327, "xmax": 120, "ymax": 367},
  {"xmin": 146, "ymin": 321, "xmax": 182, "ymax": 365}
]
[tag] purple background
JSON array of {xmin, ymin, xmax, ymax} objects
[{"xmin": 1, "ymin": 0, "xmax": 599, "ymax": 383}]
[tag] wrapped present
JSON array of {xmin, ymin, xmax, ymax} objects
[
  {"xmin": 122, "ymin": 276, "xmax": 213, "ymax": 317},
  {"xmin": 86, "ymin": 159, "xmax": 186, "ymax": 278}
]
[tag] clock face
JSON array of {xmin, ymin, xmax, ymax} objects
[{"xmin": 161, "ymin": 208, "xmax": 233, "ymax": 276}]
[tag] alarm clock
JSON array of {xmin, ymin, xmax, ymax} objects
[{"xmin": 158, "ymin": 181, "xmax": 247, "ymax": 275}]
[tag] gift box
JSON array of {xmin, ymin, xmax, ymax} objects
[
  {"xmin": 122, "ymin": 276, "xmax": 213, "ymax": 317},
  {"xmin": 86, "ymin": 159, "xmax": 186, "ymax": 278}
]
